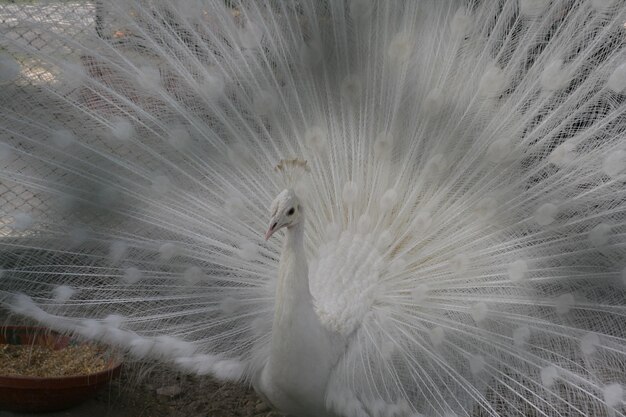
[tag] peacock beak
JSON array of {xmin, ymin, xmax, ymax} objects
[{"xmin": 265, "ymin": 218, "xmax": 279, "ymax": 240}]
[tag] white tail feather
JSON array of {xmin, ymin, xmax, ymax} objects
[{"xmin": 1, "ymin": 1, "xmax": 625, "ymax": 416}]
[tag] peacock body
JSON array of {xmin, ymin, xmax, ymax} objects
[{"xmin": 1, "ymin": 1, "xmax": 626, "ymax": 416}]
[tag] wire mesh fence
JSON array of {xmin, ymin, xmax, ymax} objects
[
  {"xmin": 0, "ymin": 1, "xmax": 144, "ymax": 240},
  {"xmin": 3, "ymin": 1, "xmax": 235, "ymax": 241},
  {"xmin": 0, "ymin": 1, "xmax": 97, "ymax": 84}
]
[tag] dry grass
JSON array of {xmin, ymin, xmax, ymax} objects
[{"xmin": 0, "ymin": 343, "xmax": 108, "ymax": 377}]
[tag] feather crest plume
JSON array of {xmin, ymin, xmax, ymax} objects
[{"xmin": 274, "ymin": 159, "xmax": 311, "ymax": 199}]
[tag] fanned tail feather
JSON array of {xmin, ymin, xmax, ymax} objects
[{"xmin": 0, "ymin": 1, "xmax": 625, "ymax": 416}]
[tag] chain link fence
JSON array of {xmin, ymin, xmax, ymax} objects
[
  {"xmin": 0, "ymin": 2, "xmax": 138, "ymax": 240},
  {"xmin": 1, "ymin": 1, "xmax": 236, "ymax": 241},
  {"xmin": 1, "ymin": 2, "xmax": 85, "ymax": 240},
  {"xmin": 0, "ymin": 1, "xmax": 97, "ymax": 84}
]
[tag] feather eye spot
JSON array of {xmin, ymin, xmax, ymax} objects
[
  {"xmin": 450, "ymin": 253, "xmax": 469, "ymax": 273},
  {"xmin": 51, "ymin": 128, "xmax": 75, "ymax": 148},
  {"xmin": 111, "ymin": 117, "xmax": 134, "ymax": 141},
  {"xmin": 342, "ymin": 181, "xmax": 358, "ymax": 205},
  {"xmin": 589, "ymin": 223, "xmax": 611, "ymax": 247},
  {"xmin": 555, "ymin": 293, "xmax": 575, "ymax": 315},
  {"xmin": 508, "ymin": 260, "xmax": 528, "ymax": 282},
  {"xmin": 123, "ymin": 267, "xmax": 142, "ymax": 285},
  {"xmin": 541, "ymin": 59, "xmax": 570, "ymax": 91},
  {"xmin": 305, "ymin": 126, "xmax": 327, "ymax": 154},
  {"xmin": 591, "ymin": 0, "xmax": 618, "ymax": 11},
  {"xmin": 183, "ymin": 266, "xmax": 204, "ymax": 285},
  {"xmin": 388, "ymin": 32, "xmax": 413, "ymax": 62},
  {"xmin": 603, "ymin": 383, "xmax": 623, "ymax": 408},
  {"xmin": 487, "ymin": 139, "xmax": 512, "ymax": 163},
  {"xmin": 469, "ymin": 354, "xmax": 486, "ymax": 376},
  {"xmin": 451, "ymin": 7, "xmax": 471, "ymax": 37},
  {"xmin": 607, "ymin": 63, "xmax": 626, "ymax": 93},
  {"xmin": 52, "ymin": 285, "xmax": 75, "ymax": 303},
  {"xmin": 603, "ymin": 150, "xmax": 625, "ymax": 177},
  {"xmin": 471, "ymin": 302, "xmax": 488, "ymax": 323},
  {"xmin": 549, "ymin": 141, "xmax": 576, "ymax": 166},
  {"xmin": 580, "ymin": 332, "xmax": 600, "ymax": 355},
  {"xmin": 534, "ymin": 203, "xmax": 558, "ymax": 226},
  {"xmin": 479, "ymin": 63, "xmax": 506, "ymax": 96},
  {"xmin": 513, "ymin": 325, "xmax": 531, "ymax": 347},
  {"xmin": 429, "ymin": 326, "xmax": 445, "ymax": 346},
  {"xmin": 519, "ymin": 0, "xmax": 550, "ymax": 17},
  {"xmin": 0, "ymin": 51, "xmax": 21, "ymax": 83},
  {"xmin": 159, "ymin": 242, "xmax": 180, "ymax": 261},
  {"xmin": 380, "ymin": 188, "xmax": 398, "ymax": 211},
  {"xmin": 474, "ymin": 197, "xmax": 497, "ymax": 220},
  {"xmin": 373, "ymin": 132, "xmax": 392, "ymax": 159},
  {"xmin": 411, "ymin": 283, "xmax": 429, "ymax": 303},
  {"xmin": 540, "ymin": 365, "xmax": 558, "ymax": 387},
  {"xmin": 11, "ymin": 212, "xmax": 33, "ymax": 231}
]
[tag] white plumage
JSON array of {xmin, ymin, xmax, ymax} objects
[{"xmin": 1, "ymin": 1, "xmax": 626, "ymax": 416}]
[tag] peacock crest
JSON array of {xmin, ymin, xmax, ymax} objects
[
  {"xmin": 273, "ymin": 158, "xmax": 312, "ymax": 203},
  {"xmin": 274, "ymin": 158, "xmax": 309, "ymax": 186}
]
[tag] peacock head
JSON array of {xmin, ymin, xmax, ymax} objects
[{"xmin": 265, "ymin": 189, "xmax": 302, "ymax": 240}]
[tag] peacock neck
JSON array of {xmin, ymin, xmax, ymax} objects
[
  {"xmin": 261, "ymin": 215, "xmax": 338, "ymax": 416},
  {"xmin": 275, "ymin": 218, "xmax": 311, "ymax": 319}
]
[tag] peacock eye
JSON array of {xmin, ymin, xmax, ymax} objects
[{"xmin": 287, "ymin": 207, "xmax": 295, "ymax": 216}]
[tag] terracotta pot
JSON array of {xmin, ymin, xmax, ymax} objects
[{"xmin": 0, "ymin": 326, "xmax": 122, "ymax": 412}]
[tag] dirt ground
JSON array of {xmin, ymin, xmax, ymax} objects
[{"xmin": 1, "ymin": 363, "xmax": 278, "ymax": 417}]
